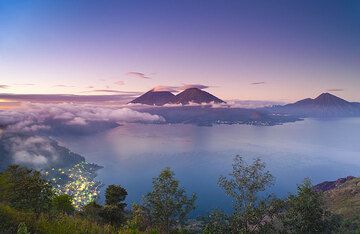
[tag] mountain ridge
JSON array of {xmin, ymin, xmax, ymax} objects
[
  {"xmin": 270, "ymin": 93, "xmax": 360, "ymax": 117},
  {"xmin": 130, "ymin": 87, "xmax": 225, "ymax": 106}
]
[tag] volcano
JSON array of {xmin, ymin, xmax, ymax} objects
[
  {"xmin": 129, "ymin": 89, "xmax": 175, "ymax": 106},
  {"xmin": 272, "ymin": 93, "xmax": 360, "ymax": 117},
  {"xmin": 170, "ymin": 88, "xmax": 225, "ymax": 105}
]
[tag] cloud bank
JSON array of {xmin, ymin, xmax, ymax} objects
[{"xmin": 0, "ymin": 103, "xmax": 165, "ymax": 169}]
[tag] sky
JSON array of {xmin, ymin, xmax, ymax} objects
[{"xmin": 0, "ymin": 0, "xmax": 360, "ymax": 102}]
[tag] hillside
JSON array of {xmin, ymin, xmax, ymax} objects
[{"xmin": 321, "ymin": 177, "xmax": 360, "ymax": 219}]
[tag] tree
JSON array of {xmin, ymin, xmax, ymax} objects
[
  {"xmin": 203, "ymin": 210, "xmax": 231, "ymax": 234},
  {"xmin": 52, "ymin": 194, "xmax": 75, "ymax": 215},
  {"xmin": 82, "ymin": 201, "xmax": 103, "ymax": 223},
  {"xmin": 100, "ymin": 184, "xmax": 128, "ymax": 226},
  {"xmin": 283, "ymin": 178, "xmax": 340, "ymax": 233},
  {"xmin": 142, "ymin": 167, "xmax": 196, "ymax": 233},
  {"xmin": 0, "ymin": 165, "xmax": 53, "ymax": 214},
  {"xmin": 218, "ymin": 155, "xmax": 275, "ymax": 233},
  {"xmin": 105, "ymin": 185, "xmax": 127, "ymax": 207},
  {"xmin": 127, "ymin": 203, "xmax": 152, "ymax": 232}
]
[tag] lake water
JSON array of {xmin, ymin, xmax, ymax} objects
[{"xmin": 56, "ymin": 118, "xmax": 360, "ymax": 216}]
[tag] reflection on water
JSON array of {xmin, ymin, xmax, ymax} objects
[{"xmin": 56, "ymin": 118, "xmax": 360, "ymax": 216}]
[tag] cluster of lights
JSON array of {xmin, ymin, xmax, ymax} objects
[{"xmin": 44, "ymin": 162, "xmax": 103, "ymax": 209}]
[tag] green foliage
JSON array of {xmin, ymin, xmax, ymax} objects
[
  {"xmin": 141, "ymin": 167, "xmax": 196, "ymax": 233},
  {"xmin": 0, "ymin": 165, "xmax": 54, "ymax": 214},
  {"xmin": 36, "ymin": 214, "xmax": 116, "ymax": 234},
  {"xmin": 127, "ymin": 203, "xmax": 152, "ymax": 232},
  {"xmin": 106, "ymin": 185, "xmax": 128, "ymax": 206},
  {"xmin": 0, "ymin": 204, "xmax": 117, "ymax": 234},
  {"xmin": 218, "ymin": 155, "xmax": 276, "ymax": 233},
  {"xmin": 100, "ymin": 184, "xmax": 128, "ymax": 226},
  {"xmin": 17, "ymin": 222, "xmax": 30, "ymax": 234},
  {"xmin": 0, "ymin": 204, "xmax": 36, "ymax": 233},
  {"xmin": 203, "ymin": 210, "xmax": 231, "ymax": 234},
  {"xmin": 283, "ymin": 178, "xmax": 340, "ymax": 233},
  {"xmin": 52, "ymin": 194, "xmax": 75, "ymax": 215},
  {"xmin": 82, "ymin": 201, "xmax": 103, "ymax": 223}
]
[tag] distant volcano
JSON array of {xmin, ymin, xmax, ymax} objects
[
  {"xmin": 271, "ymin": 93, "xmax": 360, "ymax": 117},
  {"xmin": 291, "ymin": 93, "xmax": 352, "ymax": 107},
  {"xmin": 130, "ymin": 87, "xmax": 225, "ymax": 106},
  {"xmin": 129, "ymin": 89, "xmax": 175, "ymax": 106},
  {"xmin": 170, "ymin": 88, "xmax": 225, "ymax": 105}
]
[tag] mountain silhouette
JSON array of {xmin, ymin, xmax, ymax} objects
[
  {"xmin": 272, "ymin": 93, "xmax": 360, "ymax": 117},
  {"xmin": 130, "ymin": 89, "xmax": 175, "ymax": 106},
  {"xmin": 170, "ymin": 88, "xmax": 225, "ymax": 105}
]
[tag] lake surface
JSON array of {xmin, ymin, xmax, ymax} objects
[{"xmin": 56, "ymin": 118, "xmax": 360, "ymax": 216}]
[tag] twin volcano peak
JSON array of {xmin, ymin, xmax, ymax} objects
[{"xmin": 130, "ymin": 87, "xmax": 225, "ymax": 106}]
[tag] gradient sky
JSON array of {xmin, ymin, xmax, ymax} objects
[{"xmin": 1, "ymin": 0, "xmax": 360, "ymax": 102}]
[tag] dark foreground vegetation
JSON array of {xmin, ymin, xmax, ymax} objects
[{"xmin": 0, "ymin": 156, "xmax": 359, "ymax": 233}]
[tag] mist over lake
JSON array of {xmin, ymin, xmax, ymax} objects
[{"xmin": 55, "ymin": 118, "xmax": 360, "ymax": 216}]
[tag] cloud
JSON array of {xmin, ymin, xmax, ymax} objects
[
  {"xmin": 83, "ymin": 89, "xmax": 131, "ymax": 94},
  {"xmin": 0, "ymin": 103, "xmax": 165, "ymax": 133},
  {"xmin": 250, "ymin": 82, "xmax": 266, "ymax": 85},
  {"xmin": 66, "ymin": 117, "xmax": 87, "ymax": 125},
  {"xmin": 225, "ymin": 100, "xmax": 285, "ymax": 108},
  {"xmin": 13, "ymin": 83, "xmax": 35, "ymax": 86},
  {"xmin": 53, "ymin": 84, "xmax": 75, "ymax": 88},
  {"xmin": 178, "ymin": 84, "xmax": 210, "ymax": 90},
  {"xmin": 0, "ymin": 93, "xmax": 140, "ymax": 104},
  {"xmin": 126, "ymin": 72, "xmax": 151, "ymax": 79},
  {"xmin": 327, "ymin": 88, "xmax": 344, "ymax": 92},
  {"xmin": 115, "ymin": 81, "xmax": 125, "ymax": 86},
  {"xmin": 5, "ymin": 136, "xmax": 59, "ymax": 168},
  {"xmin": 152, "ymin": 85, "xmax": 179, "ymax": 92},
  {"xmin": 0, "ymin": 85, "xmax": 9, "ymax": 89}
]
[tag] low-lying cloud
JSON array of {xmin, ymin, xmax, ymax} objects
[
  {"xmin": 0, "ymin": 93, "xmax": 140, "ymax": 104},
  {"xmin": 0, "ymin": 103, "xmax": 165, "ymax": 169},
  {"xmin": 0, "ymin": 103, "xmax": 165, "ymax": 131}
]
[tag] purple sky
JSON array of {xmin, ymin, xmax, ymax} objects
[{"xmin": 1, "ymin": 0, "xmax": 360, "ymax": 102}]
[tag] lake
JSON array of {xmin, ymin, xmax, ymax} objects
[{"xmin": 56, "ymin": 118, "xmax": 360, "ymax": 216}]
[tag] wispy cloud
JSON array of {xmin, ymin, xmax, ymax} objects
[
  {"xmin": 126, "ymin": 71, "xmax": 151, "ymax": 79},
  {"xmin": 0, "ymin": 85, "xmax": 9, "ymax": 89},
  {"xmin": 82, "ymin": 89, "xmax": 140, "ymax": 94},
  {"xmin": 250, "ymin": 82, "xmax": 266, "ymax": 85},
  {"xmin": 179, "ymin": 84, "xmax": 210, "ymax": 90},
  {"xmin": 53, "ymin": 84, "xmax": 75, "ymax": 88},
  {"xmin": 152, "ymin": 85, "xmax": 179, "ymax": 92},
  {"xmin": 0, "ymin": 93, "xmax": 140, "ymax": 104},
  {"xmin": 150, "ymin": 84, "xmax": 212, "ymax": 92},
  {"xmin": 13, "ymin": 83, "xmax": 35, "ymax": 86},
  {"xmin": 115, "ymin": 81, "xmax": 125, "ymax": 86},
  {"xmin": 327, "ymin": 88, "xmax": 344, "ymax": 92}
]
